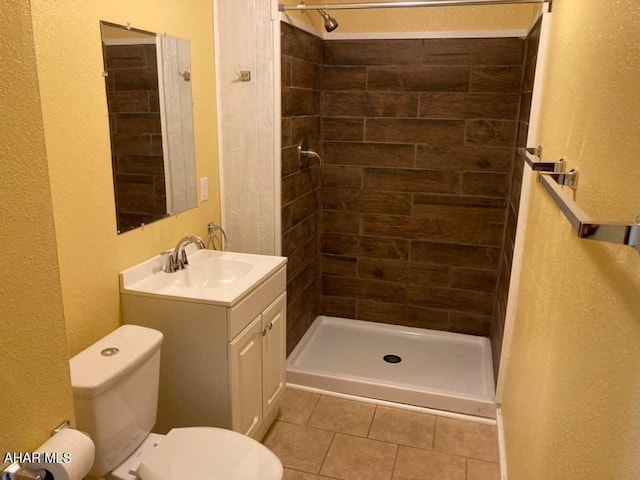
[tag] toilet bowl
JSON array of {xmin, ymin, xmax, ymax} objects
[{"xmin": 69, "ymin": 325, "xmax": 282, "ymax": 480}]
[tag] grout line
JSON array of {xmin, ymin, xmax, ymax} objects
[
  {"xmin": 306, "ymin": 393, "xmax": 323, "ymax": 426},
  {"xmin": 366, "ymin": 404, "xmax": 377, "ymax": 438},
  {"xmin": 432, "ymin": 416, "xmax": 438, "ymax": 450},
  {"xmin": 318, "ymin": 431, "xmax": 337, "ymax": 475},
  {"xmin": 390, "ymin": 441, "xmax": 401, "ymax": 480}
]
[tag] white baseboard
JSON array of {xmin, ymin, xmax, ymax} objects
[{"xmin": 496, "ymin": 407, "xmax": 508, "ymax": 480}]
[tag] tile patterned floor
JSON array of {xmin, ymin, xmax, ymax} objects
[{"xmin": 263, "ymin": 389, "xmax": 499, "ymax": 480}]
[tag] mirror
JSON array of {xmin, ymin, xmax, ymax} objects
[{"xmin": 100, "ymin": 22, "xmax": 197, "ymax": 234}]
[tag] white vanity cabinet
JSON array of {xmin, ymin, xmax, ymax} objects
[
  {"xmin": 121, "ymin": 261, "xmax": 286, "ymax": 440},
  {"xmin": 229, "ymin": 292, "xmax": 286, "ymax": 437}
]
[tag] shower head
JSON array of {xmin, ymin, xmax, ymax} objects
[{"xmin": 318, "ymin": 9, "xmax": 339, "ymax": 32}]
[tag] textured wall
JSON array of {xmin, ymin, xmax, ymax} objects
[
  {"xmin": 30, "ymin": 0, "xmax": 220, "ymax": 355},
  {"xmin": 490, "ymin": 17, "xmax": 541, "ymax": 376},
  {"xmin": 0, "ymin": 0, "xmax": 74, "ymax": 457},
  {"xmin": 281, "ymin": 23, "xmax": 322, "ymax": 353},
  {"xmin": 501, "ymin": 1, "xmax": 640, "ymax": 479},
  {"xmin": 319, "ymin": 37, "xmax": 524, "ymax": 337}
]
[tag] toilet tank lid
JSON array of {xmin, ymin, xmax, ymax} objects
[{"xmin": 70, "ymin": 325, "xmax": 163, "ymax": 398}]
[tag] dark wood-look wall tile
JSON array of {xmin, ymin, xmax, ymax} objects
[
  {"xmin": 411, "ymin": 241, "xmax": 501, "ymax": 268},
  {"xmin": 118, "ymin": 155, "xmax": 164, "ymax": 175},
  {"xmin": 449, "ymin": 311, "xmax": 492, "ymax": 336},
  {"xmin": 461, "ymin": 172, "xmax": 510, "ymax": 198},
  {"xmin": 465, "ymin": 120, "xmax": 517, "ymax": 147},
  {"xmin": 291, "ymin": 190, "xmax": 320, "ymax": 225},
  {"xmin": 322, "ymin": 210, "xmax": 360, "ymax": 234},
  {"xmin": 324, "ymin": 39, "xmax": 423, "ymax": 65},
  {"xmin": 292, "ymin": 57, "xmax": 321, "ymax": 89},
  {"xmin": 415, "ymin": 146, "xmax": 513, "ymax": 172},
  {"xmin": 357, "ymin": 300, "xmax": 449, "ymax": 330},
  {"xmin": 113, "ymin": 68, "xmax": 159, "ymax": 91},
  {"xmin": 412, "ymin": 194, "xmax": 507, "ymax": 223},
  {"xmin": 291, "ymin": 116, "xmax": 321, "ymax": 143},
  {"xmin": 107, "ymin": 91, "xmax": 150, "ymax": 113},
  {"xmin": 287, "ymin": 235, "xmax": 318, "ymax": 281},
  {"xmin": 322, "ymin": 275, "xmax": 407, "ymax": 304},
  {"xmin": 322, "ymin": 189, "xmax": 412, "ymax": 215},
  {"xmin": 419, "ymin": 93, "xmax": 520, "ymax": 120},
  {"xmin": 104, "ymin": 44, "xmax": 149, "ymax": 68},
  {"xmin": 282, "ymin": 203, "xmax": 292, "ymax": 232},
  {"xmin": 287, "ymin": 281, "xmax": 319, "ymax": 354},
  {"xmin": 322, "ymin": 254, "xmax": 357, "ymax": 277},
  {"xmin": 321, "ymin": 296, "xmax": 357, "ymax": 318},
  {"xmin": 363, "ymin": 168, "xmax": 460, "ymax": 194},
  {"xmin": 367, "ymin": 66, "xmax": 470, "ymax": 92},
  {"xmin": 282, "ymin": 165, "xmax": 320, "ymax": 204},
  {"xmin": 116, "ymin": 113, "xmax": 161, "ymax": 134},
  {"xmin": 366, "ymin": 118, "xmax": 465, "ymax": 145},
  {"xmin": 407, "ymin": 285, "xmax": 495, "ymax": 315},
  {"xmin": 470, "ymin": 66, "xmax": 523, "ymax": 93},
  {"xmin": 321, "ymin": 165, "xmax": 363, "ymax": 189},
  {"xmin": 516, "ymin": 121, "xmax": 529, "ymax": 148},
  {"xmin": 357, "ymin": 258, "xmax": 409, "ymax": 283},
  {"xmin": 422, "ymin": 38, "xmax": 525, "ymax": 66},
  {"xmin": 449, "ymin": 267, "xmax": 498, "ymax": 293},
  {"xmin": 519, "ymin": 92, "xmax": 533, "ymax": 122},
  {"xmin": 324, "ymin": 142, "xmax": 415, "ymax": 168},
  {"xmin": 282, "ymin": 118, "xmax": 292, "ymax": 146},
  {"xmin": 321, "ymin": 66, "xmax": 367, "ymax": 90},
  {"xmin": 321, "ymin": 233, "xmax": 410, "ymax": 260},
  {"xmin": 287, "ymin": 258, "xmax": 319, "ymax": 305},
  {"xmin": 360, "ymin": 214, "xmax": 505, "ymax": 246},
  {"xmin": 410, "ymin": 263, "xmax": 450, "ymax": 286},
  {"xmin": 113, "ymin": 134, "xmax": 152, "ymax": 155},
  {"xmin": 322, "ymin": 91, "xmax": 419, "ymax": 117},
  {"xmin": 322, "ymin": 117, "xmax": 364, "ymax": 141},
  {"xmin": 282, "ymin": 55, "xmax": 292, "ymax": 87},
  {"xmin": 282, "ymin": 23, "xmax": 323, "ymax": 63},
  {"xmin": 282, "ymin": 145, "xmax": 300, "ymax": 178},
  {"xmin": 283, "ymin": 212, "xmax": 319, "ymax": 256},
  {"xmin": 522, "ymin": 59, "xmax": 536, "ymax": 93},
  {"xmin": 282, "ymin": 87, "xmax": 321, "ymax": 117}
]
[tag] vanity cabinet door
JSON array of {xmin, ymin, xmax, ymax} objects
[
  {"xmin": 229, "ymin": 315, "xmax": 263, "ymax": 437},
  {"xmin": 261, "ymin": 293, "xmax": 286, "ymax": 420}
]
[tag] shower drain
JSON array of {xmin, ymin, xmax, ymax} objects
[{"xmin": 383, "ymin": 354, "xmax": 402, "ymax": 364}]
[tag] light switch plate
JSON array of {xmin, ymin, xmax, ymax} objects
[{"xmin": 200, "ymin": 177, "xmax": 208, "ymax": 202}]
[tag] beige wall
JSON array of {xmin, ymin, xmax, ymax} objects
[
  {"xmin": 0, "ymin": 0, "xmax": 75, "ymax": 456},
  {"xmin": 501, "ymin": 0, "xmax": 640, "ymax": 479},
  {"xmin": 30, "ymin": 0, "xmax": 220, "ymax": 356},
  {"xmin": 280, "ymin": 1, "xmax": 541, "ymax": 33}
]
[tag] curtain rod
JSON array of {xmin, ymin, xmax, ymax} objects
[{"xmin": 279, "ymin": 0, "xmax": 550, "ymax": 11}]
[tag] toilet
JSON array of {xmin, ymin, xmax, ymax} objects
[{"xmin": 69, "ymin": 325, "xmax": 283, "ymax": 480}]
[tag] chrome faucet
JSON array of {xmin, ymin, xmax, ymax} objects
[{"xmin": 164, "ymin": 235, "xmax": 206, "ymax": 273}]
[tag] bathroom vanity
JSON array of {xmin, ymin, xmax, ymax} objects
[{"xmin": 120, "ymin": 249, "xmax": 287, "ymax": 440}]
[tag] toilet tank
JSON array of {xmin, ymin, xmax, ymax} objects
[{"xmin": 70, "ymin": 325, "xmax": 163, "ymax": 477}]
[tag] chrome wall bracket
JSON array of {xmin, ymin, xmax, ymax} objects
[{"xmin": 518, "ymin": 147, "xmax": 565, "ymax": 172}]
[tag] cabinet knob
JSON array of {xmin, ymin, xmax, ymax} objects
[
  {"xmin": 261, "ymin": 328, "xmax": 267, "ymax": 337},
  {"xmin": 268, "ymin": 322, "xmax": 273, "ymax": 330}
]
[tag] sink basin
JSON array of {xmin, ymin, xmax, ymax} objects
[
  {"xmin": 168, "ymin": 257, "xmax": 253, "ymax": 289},
  {"xmin": 120, "ymin": 248, "xmax": 287, "ymax": 306}
]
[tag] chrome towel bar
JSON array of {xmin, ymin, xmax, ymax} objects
[{"xmin": 522, "ymin": 148, "xmax": 640, "ymax": 253}]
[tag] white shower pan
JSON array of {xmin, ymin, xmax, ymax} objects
[{"xmin": 287, "ymin": 316, "xmax": 496, "ymax": 418}]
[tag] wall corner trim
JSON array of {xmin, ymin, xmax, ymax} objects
[{"xmin": 497, "ymin": 407, "xmax": 509, "ymax": 480}]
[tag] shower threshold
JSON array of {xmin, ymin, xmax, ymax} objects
[{"xmin": 287, "ymin": 316, "xmax": 496, "ymax": 418}]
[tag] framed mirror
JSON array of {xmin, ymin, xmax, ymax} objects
[{"xmin": 100, "ymin": 22, "xmax": 197, "ymax": 234}]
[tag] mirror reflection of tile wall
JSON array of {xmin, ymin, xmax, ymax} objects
[{"xmin": 103, "ymin": 42, "xmax": 168, "ymax": 233}]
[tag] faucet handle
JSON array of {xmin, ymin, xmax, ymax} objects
[{"xmin": 161, "ymin": 252, "xmax": 178, "ymax": 273}]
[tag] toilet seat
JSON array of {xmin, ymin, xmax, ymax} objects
[{"xmin": 136, "ymin": 427, "xmax": 283, "ymax": 480}]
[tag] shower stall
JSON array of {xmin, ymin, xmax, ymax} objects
[
  {"xmin": 215, "ymin": 0, "xmax": 546, "ymax": 419},
  {"xmin": 279, "ymin": 2, "xmax": 545, "ymax": 418}
]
